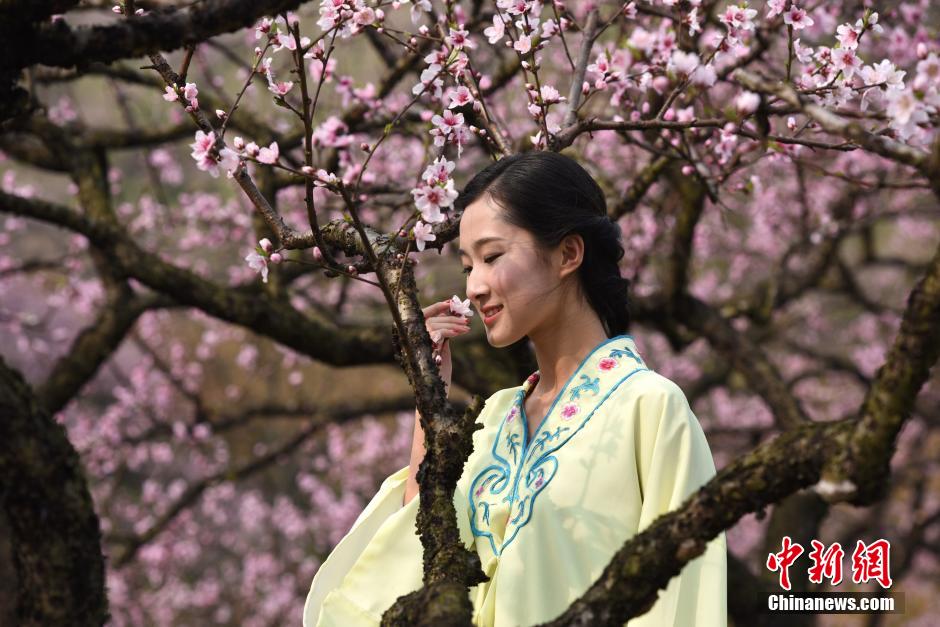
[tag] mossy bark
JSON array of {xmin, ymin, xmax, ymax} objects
[{"xmin": 0, "ymin": 356, "xmax": 108, "ymax": 626}]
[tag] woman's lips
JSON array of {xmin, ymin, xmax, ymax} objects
[{"xmin": 483, "ymin": 305, "xmax": 503, "ymax": 326}]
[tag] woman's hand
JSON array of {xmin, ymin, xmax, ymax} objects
[{"xmin": 422, "ymin": 299, "xmax": 471, "ymax": 395}]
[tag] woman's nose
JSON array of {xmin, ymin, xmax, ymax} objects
[{"xmin": 465, "ymin": 269, "xmax": 488, "ymax": 303}]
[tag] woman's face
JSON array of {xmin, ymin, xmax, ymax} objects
[{"xmin": 458, "ymin": 194, "xmax": 563, "ymax": 347}]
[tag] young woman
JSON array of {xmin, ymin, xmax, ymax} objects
[{"xmin": 303, "ymin": 152, "xmax": 727, "ymax": 626}]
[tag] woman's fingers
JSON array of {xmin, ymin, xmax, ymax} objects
[
  {"xmin": 422, "ymin": 300, "xmax": 455, "ymax": 319},
  {"xmin": 427, "ymin": 322, "xmax": 470, "ymax": 332}
]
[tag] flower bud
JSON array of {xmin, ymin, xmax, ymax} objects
[
  {"xmin": 301, "ymin": 165, "xmax": 314, "ymax": 174},
  {"xmin": 313, "ymin": 246, "xmax": 323, "ymax": 261},
  {"xmin": 347, "ymin": 265, "xmax": 357, "ymax": 276},
  {"xmin": 259, "ymin": 238, "xmax": 273, "ymax": 253},
  {"xmin": 269, "ymin": 252, "xmax": 283, "ymax": 264}
]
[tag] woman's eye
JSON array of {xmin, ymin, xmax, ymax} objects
[{"xmin": 462, "ymin": 254, "xmax": 500, "ymax": 275}]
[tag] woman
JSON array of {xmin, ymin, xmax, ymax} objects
[{"xmin": 303, "ymin": 152, "xmax": 727, "ymax": 626}]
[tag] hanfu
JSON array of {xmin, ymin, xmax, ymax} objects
[{"xmin": 303, "ymin": 334, "xmax": 727, "ymax": 626}]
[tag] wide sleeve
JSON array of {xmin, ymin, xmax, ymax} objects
[
  {"xmin": 627, "ymin": 376, "xmax": 727, "ymax": 627},
  {"xmin": 302, "ymin": 464, "xmax": 413, "ymax": 627},
  {"xmin": 303, "ymin": 390, "xmax": 506, "ymax": 627}
]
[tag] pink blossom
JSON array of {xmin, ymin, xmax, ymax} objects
[
  {"xmin": 183, "ymin": 82, "xmax": 198, "ymax": 103},
  {"xmin": 720, "ymin": 5, "xmax": 758, "ymax": 32},
  {"xmin": 669, "ymin": 50, "xmax": 700, "ymax": 77},
  {"xmin": 162, "ymin": 86, "xmax": 178, "ymax": 102},
  {"xmin": 598, "ymin": 358, "xmax": 618, "ymax": 371},
  {"xmin": 735, "ymin": 90, "xmax": 760, "ymax": 114},
  {"xmin": 429, "ymin": 109, "xmax": 466, "ymax": 150},
  {"xmin": 886, "ymin": 88, "xmax": 928, "ymax": 139},
  {"xmin": 245, "ymin": 251, "xmax": 269, "ymax": 283},
  {"xmin": 560, "ymin": 403, "xmax": 580, "ymax": 420},
  {"xmin": 836, "ymin": 24, "xmax": 860, "ymax": 50},
  {"xmin": 189, "ymin": 130, "xmax": 216, "ymax": 174},
  {"xmin": 447, "ymin": 86, "xmax": 474, "ymax": 109},
  {"xmin": 915, "ymin": 53, "xmax": 939, "ymax": 91},
  {"xmin": 256, "ymin": 142, "xmax": 280, "ymax": 164},
  {"xmin": 422, "ymin": 156, "xmax": 455, "ymax": 185},
  {"xmin": 254, "ymin": 17, "xmax": 273, "ymax": 39},
  {"xmin": 766, "ymin": 0, "xmax": 786, "ymax": 19},
  {"xmin": 268, "ymin": 80, "xmax": 294, "ymax": 96},
  {"xmin": 833, "ymin": 48, "xmax": 861, "ymax": 80},
  {"xmin": 793, "ymin": 38, "xmax": 814, "ymax": 64},
  {"xmin": 312, "ymin": 116, "xmax": 353, "ymax": 148},
  {"xmin": 412, "ymin": 221, "xmax": 436, "ymax": 251},
  {"xmin": 273, "ymin": 31, "xmax": 296, "ymax": 52},
  {"xmin": 783, "ymin": 6, "xmax": 813, "ymax": 31},
  {"xmin": 539, "ymin": 84, "xmax": 563, "ymax": 104},
  {"xmin": 412, "ymin": 180, "xmax": 457, "ymax": 223},
  {"xmin": 313, "ymin": 169, "xmax": 339, "ymax": 187},
  {"xmin": 446, "ymin": 27, "xmax": 475, "ymax": 50},
  {"xmin": 412, "ymin": 64, "xmax": 443, "ymax": 97},
  {"xmin": 354, "ymin": 7, "xmax": 376, "ymax": 26},
  {"xmin": 448, "ymin": 295, "xmax": 474, "ymax": 318},
  {"xmin": 483, "ymin": 12, "xmax": 506, "ymax": 44},
  {"xmin": 514, "ymin": 34, "xmax": 532, "ymax": 55},
  {"xmin": 691, "ymin": 63, "xmax": 717, "ymax": 87}
]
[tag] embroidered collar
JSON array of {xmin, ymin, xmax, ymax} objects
[{"xmin": 467, "ymin": 334, "xmax": 649, "ymax": 559}]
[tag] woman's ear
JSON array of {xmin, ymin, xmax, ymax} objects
[{"xmin": 557, "ymin": 233, "xmax": 584, "ymax": 280}]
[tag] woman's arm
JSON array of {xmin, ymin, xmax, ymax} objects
[{"xmin": 402, "ymin": 408, "xmax": 426, "ymax": 507}]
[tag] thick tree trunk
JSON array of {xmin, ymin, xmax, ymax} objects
[{"xmin": 0, "ymin": 356, "xmax": 107, "ymax": 626}]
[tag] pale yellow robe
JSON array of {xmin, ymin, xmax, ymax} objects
[{"xmin": 303, "ymin": 335, "xmax": 727, "ymax": 626}]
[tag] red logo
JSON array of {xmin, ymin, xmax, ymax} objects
[
  {"xmin": 766, "ymin": 535, "xmax": 804, "ymax": 590},
  {"xmin": 766, "ymin": 537, "xmax": 892, "ymax": 590},
  {"xmin": 851, "ymin": 539, "xmax": 893, "ymax": 589}
]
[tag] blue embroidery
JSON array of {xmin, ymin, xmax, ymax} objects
[
  {"xmin": 609, "ymin": 346, "xmax": 642, "ymax": 364},
  {"xmin": 467, "ymin": 335, "xmax": 649, "ymax": 557},
  {"xmin": 568, "ymin": 373, "xmax": 600, "ymax": 400}
]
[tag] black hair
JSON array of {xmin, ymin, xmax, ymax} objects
[{"xmin": 455, "ymin": 152, "xmax": 631, "ymax": 338}]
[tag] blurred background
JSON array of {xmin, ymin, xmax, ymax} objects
[{"xmin": 1, "ymin": 1, "xmax": 939, "ymax": 625}]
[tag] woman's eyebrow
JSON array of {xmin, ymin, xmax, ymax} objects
[{"xmin": 457, "ymin": 236, "xmax": 505, "ymax": 256}]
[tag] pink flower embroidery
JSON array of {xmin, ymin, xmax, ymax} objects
[
  {"xmin": 507, "ymin": 406, "xmax": 518, "ymax": 422},
  {"xmin": 598, "ymin": 357, "xmax": 618, "ymax": 371},
  {"xmin": 560, "ymin": 403, "xmax": 579, "ymax": 421},
  {"xmin": 534, "ymin": 475, "xmax": 544, "ymax": 489}
]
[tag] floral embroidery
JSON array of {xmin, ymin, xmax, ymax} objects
[
  {"xmin": 467, "ymin": 335, "xmax": 650, "ymax": 558},
  {"xmin": 560, "ymin": 402, "xmax": 580, "ymax": 420}
]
